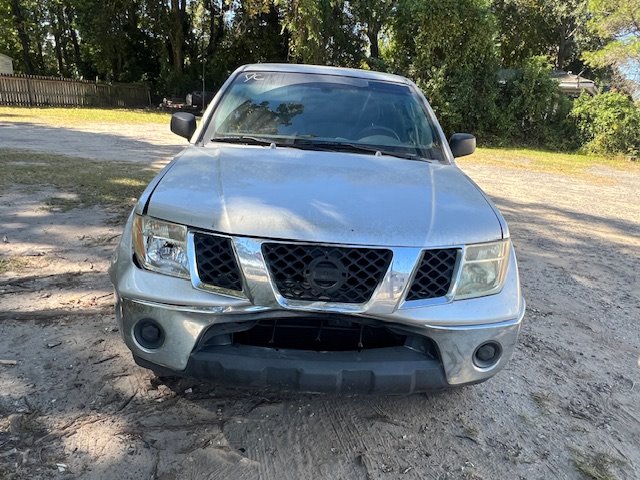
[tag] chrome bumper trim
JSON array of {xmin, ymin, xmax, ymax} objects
[{"xmin": 117, "ymin": 297, "xmax": 524, "ymax": 387}]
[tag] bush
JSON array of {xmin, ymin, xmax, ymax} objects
[
  {"xmin": 496, "ymin": 56, "xmax": 578, "ymax": 150},
  {"xmin": 570, "ymin": 92, "xmax": 640, "ymax": 156}
]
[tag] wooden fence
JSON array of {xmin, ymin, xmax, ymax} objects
[{"xmin": 0, "ymin": 74, "xmax": 151, "ymax": 108}]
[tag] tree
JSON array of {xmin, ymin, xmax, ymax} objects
[
  {"xmin": 350, "ymin": 0, "xmax": 394, "ymax": 67},
  {"xmin": 277, "ymin": 0, "xmax": 364, "ymax": 66},
  {"xmin": 0, "ymin": 1, "xmax": 20, "ymax": 66},
  {"xmin": 223, "ymin": 1, "xmax": 288, "ymax": 65},
  {"xmin": 389, "ymin": 0, "xmax": 500, "ymax": 136},
  {"xmin": 584, "ymin": 0, "xmax": 640, "ymax": 74},
  {"xmin": 492, "ymin": 0, "xmax": 596, "ymax": 71},
  {"xmin": 166, "ymin": 0, "xmax": 190, "ymax": 74},
  {"xmin": 7, "ymin": 0, "xmax": 36, "ymax": 73}
]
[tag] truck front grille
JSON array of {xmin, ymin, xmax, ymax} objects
[
  {"xmin": 262, "ymin": 243, "xmax": 392, "ymax": 304},
  {"xmin": 406, "ymin": 249, "xmax": 458, "ymax": 301},
  {"xmin": 193, "ymin": 232, "xmax": 243, "ymax": 293}
]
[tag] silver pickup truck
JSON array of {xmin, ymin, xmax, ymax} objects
[{"xmin": 109, "ymin": 64, "xmax": 525, "ymax": 394}]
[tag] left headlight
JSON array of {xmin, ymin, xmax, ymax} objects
[
  {"xmin": 453, "ymin": 239, "xmax": 510, "ymax": 300},
  {"xmin": 132, "ymin": 215, "xmax": 190, "ymax": 279}
]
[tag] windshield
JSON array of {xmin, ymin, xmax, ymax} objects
[{"xmin": 205, "ymin": 71, "xmax": 446, "ymax": 162}]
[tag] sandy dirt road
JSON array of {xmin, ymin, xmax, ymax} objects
[
  {"xmin": 1, "ymin": 121, "xmax": 639, "ymax": 479},
  {"xmin": 0, "ymin": 117, "xmax": 181, "ymax": 165}
]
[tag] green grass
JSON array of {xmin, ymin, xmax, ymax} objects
[
  {"xmin": 0, "ymin": 149, "xmax": 157, "ymax": 215},
  {"xmin": 460, "ymin": 147, "xmax": 637, "ymax": 178},
  {"xmin": 0, "ymin": 106, "xmax": 170, "ymax": 125}
]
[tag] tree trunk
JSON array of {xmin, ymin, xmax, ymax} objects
[
  {"xmin": 206, "ymin": 0, "xmax": 228, "ymax": 57},
  {"xmin": 167, "ymin": 0, "xmax": 189, "ymax": 74},
  {"xmin": 54, "ymin": 3, "xmax": 73, "ymax": 76},
  {"xmin": 367, "ymin": 28, "xmax": 380, "ymax": 60},
  {"xmin": 50, "ymin": 8, "xmax": 65, "ymax": 76},
  {"xmin": 9, "ymin": 0, "xmax": 35, "ymax": 74},
  {"xmin": 36, "ymin": 41, "xmax": 45, "ymax": 72},
  {"xmin": 557, "ymin": 36, "xmax": 566, "ymax": 70},
  {"xmin": 64, "ymin": 3, "xmax": 83, "ymax": 71},
  {"xmin": 31, "ymin": 7, "xmax": 46, "ymax": 72},
  {"xmin": 53, "ymin": 32, "xmax": 64, "ymax": 75}
]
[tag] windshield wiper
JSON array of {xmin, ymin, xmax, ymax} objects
[
  {"xmin": 291, "ymin": 139, "xmax": 428, "ymax": 161},
  {"xmin": 211, "ymin": 136, "xmax": 432, "ymax": 161},
  {"xmin": 211, "ymin": 135, "xmax": 276, "ymax": 146}
]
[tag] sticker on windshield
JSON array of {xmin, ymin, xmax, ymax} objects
[{"xmin": 244, "ymin": 73, "xmax": 264, "ymax": 82}]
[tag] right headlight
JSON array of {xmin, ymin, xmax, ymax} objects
[
  {"xmin": 453, "ymin": 239, "xmax": 510, "ymax": 300},
  {"xmin": 131, "ymin": 214, "xmax": 190, "ymax": 279}
]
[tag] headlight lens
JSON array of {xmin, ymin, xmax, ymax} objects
[
  {"xmin": 453, "ymin": 240, "xmax": 510, "ymax": 300},
  {"xmin": 132, "ymin": 215, "xmax": 189, "ymax": 279}
]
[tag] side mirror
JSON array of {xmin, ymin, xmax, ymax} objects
[
  {"xmin": 170, "ymin": 112, "xmax": 197, "ymax": 140},
  {"xmin": 449, "ymin": 133, "xmax": 476, "ymax": 158}
]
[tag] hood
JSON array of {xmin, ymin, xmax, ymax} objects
[{"xmin": 146, "ymin": 145, "xmax": 503, "ymax": 247}]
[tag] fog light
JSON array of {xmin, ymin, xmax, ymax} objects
[
  {"xmin": 473, "ymin": 341, "xmax": 501, "ymax": 368},
  {"xmin": 134, "ymin": 319, "xmax": 165, "ymax": 349}
]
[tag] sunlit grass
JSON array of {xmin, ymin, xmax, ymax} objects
[
  {"xmin": 0, "ymin": 256, "xmax": 31, "ymax": 274},
  {"xmin": 0, "ymin": 106, "xmax": 170, "ymax": 125},
  {"xmin": 0, "ymin": 254, "xmax": 51, "ymax": 274},
  {"xmin": 461, "ymin": 147, "xmax": 637, "ymax": 177},
  {"xmin": 0, "ymin": 149, "xmax": 157, "ymax": 214}
]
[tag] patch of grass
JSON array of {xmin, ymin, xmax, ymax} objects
[
  {"xmin": 460, "ymin": 147, "xmax": 638, "ymax": 178},
  {"xmin": 45, "ymin": 195, "xmax": 83, "ymax": 211},
  {"xmin": 0, "ymin": 149, "xmax": 157, "ymax": 215},
  {"xmin": 571, "ymin": 448, "xmax": 623, "ymax": 480},
  {"xmin": 0, "ymin": 106, "xmax": 170, "ymax": 125},
  {"xmin": 531, "ymin": 391, "xmax": 551, "ymax": 408},
  {"xmin": 0, "ymin": 255, "xmax": 48, "ymax": 274},
  {"xmin": 455, "ymin": 413, "xmax": 479, "ymax": 440},
  {"xmin": 0, "ymin": 256, "xmax": 31, "ymax": 274}
]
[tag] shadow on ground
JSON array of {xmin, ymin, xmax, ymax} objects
[{"xmin": 1, "ymin": 120, "xmax": 182, "ymax": 165}]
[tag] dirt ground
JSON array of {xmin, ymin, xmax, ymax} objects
[
  {"xmin": 1, "ymin": 120, "xmax": 639, "ymax": 480},
  {"xmin": 0, "ymin": 116, "xmax": 180, "ymax": 166}
]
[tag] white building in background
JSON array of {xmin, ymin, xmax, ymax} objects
[
  {"xmin": 551, "ymin": 70, "xmax": 598, "ymax": 97},
  {"xmin": 0, "ymin": 54, "xmax": 14, "ymax": 74}
]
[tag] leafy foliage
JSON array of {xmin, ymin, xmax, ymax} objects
[
  {"xmin": 571, "ymin": 92, "xmax": 640, "ymax": 155},
  {"xmin": 388, "ymin": 0, "xmax": 500, "ymax": 137},
  {"xmin": 497, "ymin": 56, "xmax": 577, "ymax": 149},
  {"xmin": 584, "ymin": 0, "xmax": 640, "ymax": 70},
  {"xmin": 277, "ymin": 0, "xmax": 364, "ymax": 66},
  {"xmin": 492, "ymin": 0, "xmax": 597, "ymax": 72}
]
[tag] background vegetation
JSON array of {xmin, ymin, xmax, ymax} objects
[{"xmin": 2, "ymin": 0, "xmax": 640, "ymax": 155}]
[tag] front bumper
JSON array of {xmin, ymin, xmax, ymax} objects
[
  {"xmin": 116, "ymin": 297, "xmax": 524, "ymax": 393},
  {"xmin": 110, "ymin": 213, "xmax": 525, "ymax": 393}
]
